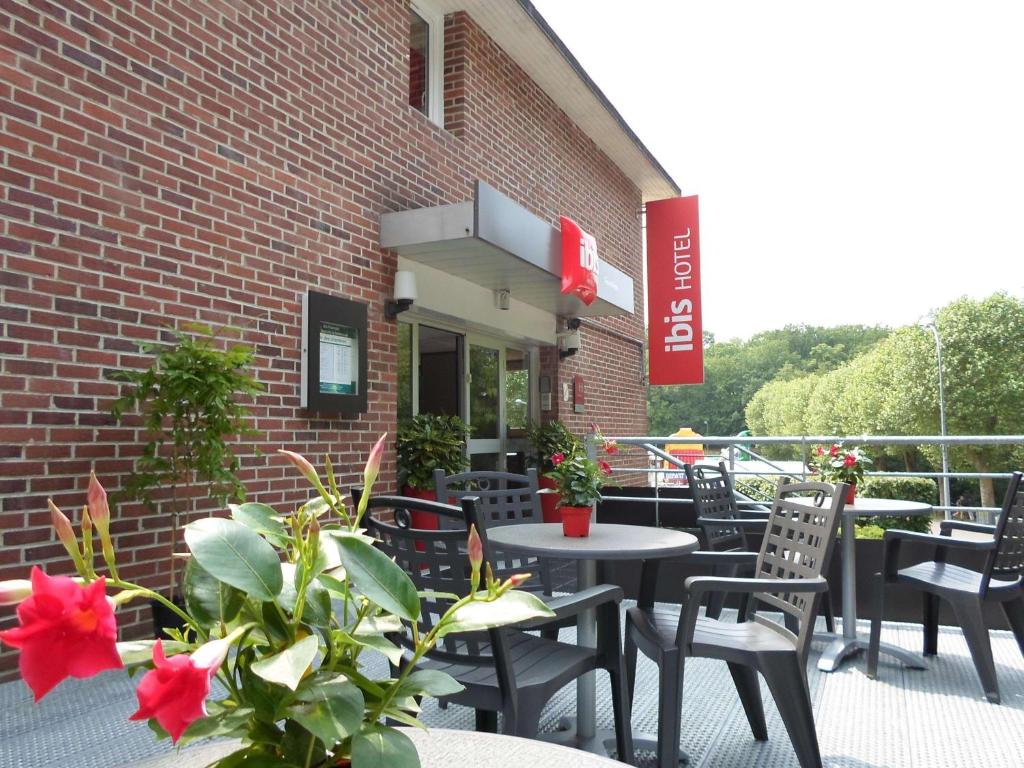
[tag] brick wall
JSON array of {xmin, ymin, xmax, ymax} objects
[{"xmin": 0, "ymin": 1, "xmax": 648, "ymax": 680}]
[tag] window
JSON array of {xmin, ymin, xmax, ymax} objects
[{"xmin": 408, "ymin": 2, "xmax": 443, "ymax": 125}]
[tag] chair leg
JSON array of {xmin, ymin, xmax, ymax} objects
[
  {"xmin": 608, "ymin": 657, "xmax": 635, "ymax": 764},
  {"xmin": 950, "ymin": 598, "xmax": 1001, "ymax": 703},
  {"xmin": 655, "ymin": 653, "xmax": 684, "ymax": 768},
  {"xmin": 866, "ymin": 577, "xmax": 887, "ymax": 679},
  {"xmin": 540, "ymin": 627, "xmax": 559, "ymax": 642},
  {"xmin": 624, "ymin": 628, "xmax": 639, "ymax": 705},
  {"xmin": 704, "ymin": 563, "xmax": 737, "ymax": 620},
  {"xmin": 475, "ymin": 709, "xmax": 498, "ymax": 733},
  {"xmin": 923, "ymin": 592, "xmax": 940, "ymax": 656},
  {"xmin": 823, "ymin": 590, "xmax": 836, "ymax": 634},
  {"xmin": 1003, "ymin": 596, "xmax": 1024, "ymax": 656},
  {"xmin": 761, "ymin": 657, "xmax": 822, "ymax": 768},
  {"xmin": 727, "ymin": 662, "xmax": 767, "ymax": 741}
]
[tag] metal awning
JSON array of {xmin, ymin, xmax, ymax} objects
[{"xmin": 379, "ymin": 181, "xmax": 634, "ymax": 317}]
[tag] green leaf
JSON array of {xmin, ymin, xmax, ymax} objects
[
  {"xmin": 230, "ymin": 502, "xmax": 287, "ymax": 538},
  {"xmin": 177, "ymin": 705, "xmax": 253, "ymax": 746},
  {"xmin": 352, "ymin": 614, "xmax": 403, "ymax": 636},
  {"xmin": 251, "ymin": 635, "xmax": 319, "ymax": 691},
  {"xmin": 287, "ymin": 676, "xmax": 364, "ymax": 747},
  {"xmin": 347, "ymin": 632, "xmax": 404, "ymax": 665},
  {"xmin": 396, "ymin": 669, "xmax": 464, "ymax": 698},
  {"xmin": 185, "ymin": 517, "xmax": 283, "ymax": 601},
  {"xmin": 184, "ymin": 557, "xmax": 245, "ymax": 626},
  {"xmin": 334, "ymin": 535, "xmax": 420, "ymax": 622},
  {"xmin": 379, "ymin": 708, "xmax": 428, "ymax": 730},
  {"xmin": 352, "ymin": 724, "xmax": 420, "ymax": 768},
  {"xmin": 439, "ymin": 590, "xmax": 555, "ymax": 637},
  {"xmin": 278, "ymin": 563, "xmax": 332, "ymax": 627}
]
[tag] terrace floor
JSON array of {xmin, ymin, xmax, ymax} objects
[{"xmin": 2, "ymin": 610, "xmax": 1023, "ymax": 768}]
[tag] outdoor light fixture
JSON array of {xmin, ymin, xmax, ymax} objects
[
  {"xmin": 558, "ymin": 318, "xmax": 583, "ymax": 359},
  {"xmin": 494, "ymin": 288, "xmax": 511, "ymax": 310},
  {"xmin": 386, "ymin": 270, "xmax": 417, "ymax": 319}
]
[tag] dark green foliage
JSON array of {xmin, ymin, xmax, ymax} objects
[
  {"xmin": 108, "ymin": 324, "xmax": 263, "ymax": 597},
  {"xmin": 859, "ymin": 477, "xmax": 937, "ymax": 533},
  {"xmin": 648, "ymin": 324, "xmax": 889, "ymax": 437},
  {"xmin": 525, "ymin": 420, "xmax": 583, "ymax": 472},
  {"xmin": 395, "ymin": 413, "xmax": 471, "ymax": 490}
]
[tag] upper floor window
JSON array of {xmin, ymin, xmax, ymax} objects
[{"xmin": 409, "ymin": 2, "xmax": 443, "ymax": 126}]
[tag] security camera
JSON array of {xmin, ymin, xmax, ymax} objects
[
  {"xmin": 567, "ymin": 317, "xmax": 582, "ymax": 330},
  {"xmin": 558, "ymin": 329, "xmax": 581, "ymax": 359}
]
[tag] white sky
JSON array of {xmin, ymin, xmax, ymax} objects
[{"xmin": 531, "ymin": 0, "xmax": 1024, "ymax": 341}]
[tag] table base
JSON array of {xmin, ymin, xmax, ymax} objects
[
  {"xmin": 550, "ymin": 716, "xmax": 690, "ymax": 764},
  {"xmin": 815, "ymin": 632, "xmax": 928, "ymax": 672}
]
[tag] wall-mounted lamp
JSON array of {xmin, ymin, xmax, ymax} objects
[
  {"xmin": 386, "ymin": 270, "xmax": 417, "ymax": 319},
  {"xmin": 494, "ymin": 288, "xmax": 511, "ymax": 311},
  {"xmin": 558, "ymin": 318, "xmax": 583, "ymax": 359}
]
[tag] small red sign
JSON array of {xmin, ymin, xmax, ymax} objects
[
  {"xmin": 646, "ymin": 196, "xmax": 703, "ymax": 385},
  {"xmin": 560, "ymin": 216, "xmax": 598, "ymax": 306},
  {"xmin": 573, "ymin": 374, "xmax": 586, "ymax": 413}
]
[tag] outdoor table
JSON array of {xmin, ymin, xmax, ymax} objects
[
  {"xmin": 486, "ymin": 522, "xmax": 699, "ymax": 757},
  {"xmin": 114, "ymin": 727, "xmax": 626, "ymax": 767},
  {"xmin": 807, "ymin": 496, "xmax": 934, "ymax": 672}
]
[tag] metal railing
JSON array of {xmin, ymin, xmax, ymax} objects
[{"xmin": 591, "ymin": 433, "xmax": 1024, "ymax": 524}]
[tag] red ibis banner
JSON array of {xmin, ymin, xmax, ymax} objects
[
  {"xmin": 646, "ymin": 196, "xmax": 703, "ymax": 385},
  {"xmin": 559, "ymin": 215, "xmax": 598, "ymax": 306}
]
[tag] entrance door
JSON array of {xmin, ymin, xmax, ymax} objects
[{"xmin": 398, "ymin": 321, "xmax": 533, "ymax": 472}]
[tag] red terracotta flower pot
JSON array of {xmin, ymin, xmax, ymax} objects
[
  {"xmin": 402, "ymin": 485, "xmax": 439, "ymax": 530},
  {"xmin": 560, "ymin": 505, "xmax": 592, "ymax": 537},
  {"xmin": 538, "ymin": 475, "xmax": 562, "ymax": 523},
  {"xmin": 846, "ymin": 483, "xmax": 857, "ymax": 505}
]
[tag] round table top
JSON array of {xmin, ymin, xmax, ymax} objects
[
  {"xmin": 843, "ymin": 497, "xmax": 933, "ymax": 517},
  {"xmin": 486, "ymin": 522, "xmax": 699, "ymax": 560},
  {"xmin": 116, "ymin": 728, "xmax": 625, "ymax": 768}
]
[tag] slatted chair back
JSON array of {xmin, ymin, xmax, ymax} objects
[
  {"xmin": 749, "ymin": 479, "xmax": 846, "ymax": 665},
  {"xmin": 434, "ymin": 469, "xmax": 552, "ymax": 593},
  {"xmin": 685, "ymin": 461, "xmax": 745, "ymax": 551},
  {"xmin": 357, "ymin": 492, "xmax": 501, "ymax": 665},
  {"xmin": 982, "ymin": 471, "xmax": 1024, "ymax": 593}
]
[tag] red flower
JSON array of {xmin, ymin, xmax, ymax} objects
[
  {"xmin": 829, "ymin": 445, "xmax": 840, "ymax": 457},
  {"xmin": 843, "ymin": 454, "xmax": 858, "ymax": 467},
  {"xmin": 603, "ymin": 439, "xmax": 618, "ymax": 455},
  {"xmin": 130, "ymin": 638, "xmax": 228, "ymax": 743},
  {"xmin": 551, "ymin": 452, "xmax": 565, "ymax": 466},
  {"xmin": 598, "ymin": 459, "xmax": 613, "ymax": 476},
  {"xmin": 0, "ymin": 567, "xmax": 122, "ymax": 701},
  {"xmin": 816, "ymin": 446, "xmax": 825, "ymax": 456}
]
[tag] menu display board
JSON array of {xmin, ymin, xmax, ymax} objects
[{"xmin": 301, "ymin": 290, "xmax": 368, "ymax": 413}]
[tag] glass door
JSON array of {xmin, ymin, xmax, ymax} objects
[{"xmin": 467, "ymin": 340, "xmax": 502, "ymax": 471}]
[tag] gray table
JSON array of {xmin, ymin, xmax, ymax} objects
[
  {"xmin": 809, "ymin": 497, "xmax": 934, "ymax": 672},
  {"xmin": 486, "ymin": 522, "xmax": 699, "ymax": 757},
  {"xmin": 116, "ymin": 727, "xmax": 626, "ymax": 767}
]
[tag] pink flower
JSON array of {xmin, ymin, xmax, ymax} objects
[
  {"xmin": 130, "ymin": 638, "xmax": 229, "ymax": 743},
  {"xmin": 551, "ymin": 452, "xmax": 565, "ymax": 466},
  {"xmin": 598, "ymin": 459, "xmax": 613, "ymax": 476},
  {"xmin": 816, "ymin": 446, "xmax": 825, "ymax": 456},
  {"xmin": 363, "ymin": 433, "xmax": 387, "ymax": 494},
  {"xmin": 467, "ymin": 524, "xmax": 483, "ymax": 576},
  {"xmin": 603, "ymin": 439, "xmax": 618, "ymax": 455},
  {"xmin": 87, "ymin": 471, "xmax": 110, "ymax": 538},
  {"xmin": 843, "ymin": 454, "xmax": 858, "ymax": 467},
  {"xmin": 829, "ymin": 445, "xmax": 840, "ymax": 457},
  {"xmin": 278, "ymin": 449, "xmax": 319, "ymax": 485},
  {"xmin": 0, "ymin": 567, "xmax": 122, "ymax": 701}
]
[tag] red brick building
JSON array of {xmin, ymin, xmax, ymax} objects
[{"xmin": 0, "ymin": 1, "xmax": 677, "ymax": 677}]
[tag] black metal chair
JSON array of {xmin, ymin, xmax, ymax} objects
[
  {"xmin": 355, "ymin": 490, "xmax": 634, "ymax": 761},
  {"xmin": 867, "ymin": 471, "xmax": 1024, "ymax": 703},
  {"xmin": 433, "ymin": 469, "xmax": 555, "ymax": 594},
  {"xmin": 625, "ymin": 479, "xmax": 847, "ymax": 768},
  {"xmin": 686, "ymin": 462, "xmax": 836, "ymax": 633}
]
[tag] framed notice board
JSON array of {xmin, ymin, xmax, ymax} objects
[{"xmin": 301, "ymin": 290, "xmax": 368, "ymax": 413}]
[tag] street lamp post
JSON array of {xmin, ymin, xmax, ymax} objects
[{"xmin": 927, "ymin": 323, "xmax": 952, "ymax": 520}]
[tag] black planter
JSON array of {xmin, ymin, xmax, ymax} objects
[{"xmin": 150, "ymin": 597, "xmax": 188, "ymax": 639}]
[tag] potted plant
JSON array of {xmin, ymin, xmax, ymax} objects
[
  {"xmin": 809, "ymin": 443, "xmax": 872, "ymax": 504},
  {"xmin": 526, "ymin": 420, "xmax": 584, "ymax": 522},
  {"xmin": 108, "ymin": 324, "xmax": 263, "ymax": 634},
  {"xmin": 0, "ymin": 438, "xmax": 552, "ymax": 767},
  {"xmin": 396, "ymin": 413, "xmax": 471, "ymax": 528},
  {"xmin": 538, "ymin": 430, "xmax": 616, "ymax": 537}
]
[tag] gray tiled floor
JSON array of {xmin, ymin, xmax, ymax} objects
[{"xmin": 2, "ymin": 612, "xmax": 1023, "ymax": 767}]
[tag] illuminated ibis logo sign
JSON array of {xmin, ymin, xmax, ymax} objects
[
  {"xmin": 646, "ymin": 196, "xmax": 704, "ymax": 386},
  {"xmin": 559, "ymin": 216, "xmax": 598, "ymax": 306}
]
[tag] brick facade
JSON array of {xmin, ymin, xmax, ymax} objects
[{"xmin": 0, "ymin": 1, "xmax": 649, "ymax": 679}]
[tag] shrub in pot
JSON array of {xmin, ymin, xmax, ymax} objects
[
  {"xmin": 538, "ymin": 430, "xmax": 615, "ymax": 537},
  {"xmin": 526, "ymin": 420, "xmax": 583, "ymax": 522},
  {"xmin": 108, "ymin": 324, "xmax": 263, "ymax": 634},
  {"xmin": 396, "ymin": 413, "xmax": 471, "ymax": 528}
]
